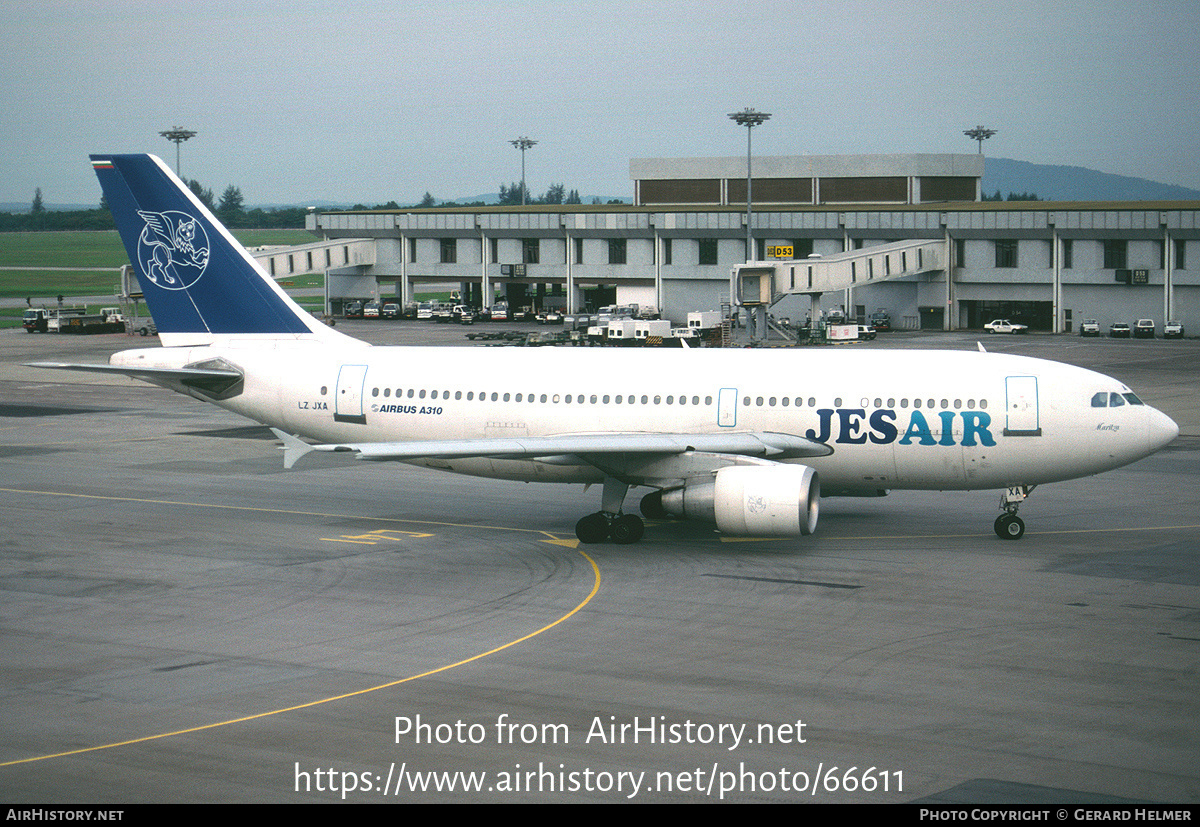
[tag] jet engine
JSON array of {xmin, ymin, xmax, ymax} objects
[{"xmin": 659, "ymin": 464, "xmax": 819, "ymax": 536}]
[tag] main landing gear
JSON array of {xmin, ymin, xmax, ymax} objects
[
  {"xmin": 995, "ymin": 485, "xmax": 1036, "ymax": 540},
  {"xmin": 574, "ymin": 477, "xmax": 645, "ymax": 545}
]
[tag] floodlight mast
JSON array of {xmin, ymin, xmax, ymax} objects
[
  {"xmin": 510, "ymin": 137, "xmax": 537, "ymax": 206},
  {"xmin": 728, "ymin": 108, "xmax": 771, "ymax": 263},
  {"xmin": 963, "ymin": 125, "xmax": 996, "ymax": 154},
  {"xmin": 159, "ymin": 127, "xmax": 197, "ymax": 177}
]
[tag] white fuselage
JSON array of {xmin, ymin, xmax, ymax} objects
[{"xmin": 112, "ymin": 342, "xmax": 1179, "ymax": 493}]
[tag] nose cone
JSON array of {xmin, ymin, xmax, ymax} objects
[{"xmin": 1148, "ymin": 407, "xmax": 1179, "ymax": 452}]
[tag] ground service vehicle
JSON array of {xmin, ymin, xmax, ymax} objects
[{"xmin": 984, "ymin": 319, "xmax": 1028, "ymax": 334}]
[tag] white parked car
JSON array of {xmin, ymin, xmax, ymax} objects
[{"xmin": 984, "ymin": 319, "xmax": 1028, "ymax": 334}]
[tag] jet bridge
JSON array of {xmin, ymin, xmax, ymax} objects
[{"xmin": 732, "ymin": 239, "xmax": 945, "ymax": 341}]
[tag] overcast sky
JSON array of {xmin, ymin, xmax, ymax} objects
[{"xmin": 3, "ymin": 0, "xmax": 1198, "ymax": 207}]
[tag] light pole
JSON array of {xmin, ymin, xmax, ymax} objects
[
  {"xmin": 963, "ymin": 125, "xmax": 996, "ymax": 154},
  {"xmin": 509, "ymin": 136, "xmax": 537, "ymax": 205},
  {"xmin": 159, "ymin": 127, "xmax": 197, "ymax": 177},
  {"xmin": 728, "ymin": 108, "xmax": 770, "ymax": 262}
]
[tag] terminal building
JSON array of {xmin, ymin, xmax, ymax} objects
[{"xmin": 297, "ymin": 153, "xmax": 1198, "ymax": 332}]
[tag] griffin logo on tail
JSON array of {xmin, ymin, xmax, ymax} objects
[{"xmin": 137, "ymin": 209, "xmax": 210, "ymax": 290}]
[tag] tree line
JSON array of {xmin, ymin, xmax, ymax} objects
[
  {"xmin": 2, "ymin": 181, "xmax": 310, "ymax": 232},
  {"xmin": 2, "ymin": 177, "xmax": 618, "ymax": 232},
  {"xmin": 982, "ymin": 189, "xmax": 1041, "ymax": 202}
]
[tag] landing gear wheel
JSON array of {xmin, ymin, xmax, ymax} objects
[
  {"xmin": 610, "ymin": 514, "xmax": 644, "ymax": 545},
  {"xmin": 575, "ymin": 512, "xmax": 610, "ymax": 544},
  {"xmin": 994, "ymin": 514, "xmax": 1025, "ymax": 540},
  {"xmin": 640, "ymin": 490, "xmax": 667, "ymax": 519}
]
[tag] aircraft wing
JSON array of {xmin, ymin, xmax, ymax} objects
[{"xmin": 272, "ymin": 428, "xmax": 831, "ymax": 471}]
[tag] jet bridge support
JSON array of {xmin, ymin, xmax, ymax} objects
[{"xmin": 732, "ymin": 239, "xmax": 946, "ymax": 343}]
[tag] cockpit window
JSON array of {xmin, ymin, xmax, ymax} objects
[
  {"xmin": 1091, "ymin": 392, "xmax": 1108, "ymax": 408},
  {"xmin": 1122, "ymin": 393, "xmax": 1144, "ymax": 406},
  {"xmin": 1109, "ymin": 392, "xmax": 1125, "ymax": 407}
]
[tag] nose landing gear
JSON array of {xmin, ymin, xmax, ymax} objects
[{"xmin": 995, "ymin": 485, "xmax": 1035, "ymax": 540}]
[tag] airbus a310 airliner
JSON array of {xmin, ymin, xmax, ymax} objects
[{"xmin": 32, "ymin": 154, "xmax": 1179, "ymax": 544}]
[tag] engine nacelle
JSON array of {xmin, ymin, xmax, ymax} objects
[{"xmin": 660, "ymin": 464, "xmax": 820, "ymax": 536}]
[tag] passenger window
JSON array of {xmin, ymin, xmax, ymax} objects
[{"xmin": 1091, "ymin": 392, "xmax": 1108, "ymax": 408}]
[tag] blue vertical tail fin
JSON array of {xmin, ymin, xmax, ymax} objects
[{"xmin": 92, "ymin": 153, "xmax": 348, "ymax": 347}]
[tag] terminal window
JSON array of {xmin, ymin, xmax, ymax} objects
[
  {"xmin": 1103, "ymin": 240, "xmax": 1127, "ymax": 269},
  {"xmin": 995, "ymin": 239, "xmax": 1018, "ymax": 268}
]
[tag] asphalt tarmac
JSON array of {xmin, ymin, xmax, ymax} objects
[{"xmin": 1, "ymin": 323, "xmax": 1197, "ymax": 804}]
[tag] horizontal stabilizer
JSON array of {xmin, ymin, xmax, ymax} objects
[{"xmin": 27, "ymin": 361, "xmax": 243, "ymax": 398}]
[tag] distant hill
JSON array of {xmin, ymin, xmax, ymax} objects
[{"xmin": 982, "ymin": 158, "xmax": 1200, "ymax": 202}]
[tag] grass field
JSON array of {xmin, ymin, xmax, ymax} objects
[
  {"xmin": 0, "ymin": 229, "xmax": 321, "ymax": 301},
  {"xmin": 0, "ymin": 229, "xmax": 316, "ymax": 269}
]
